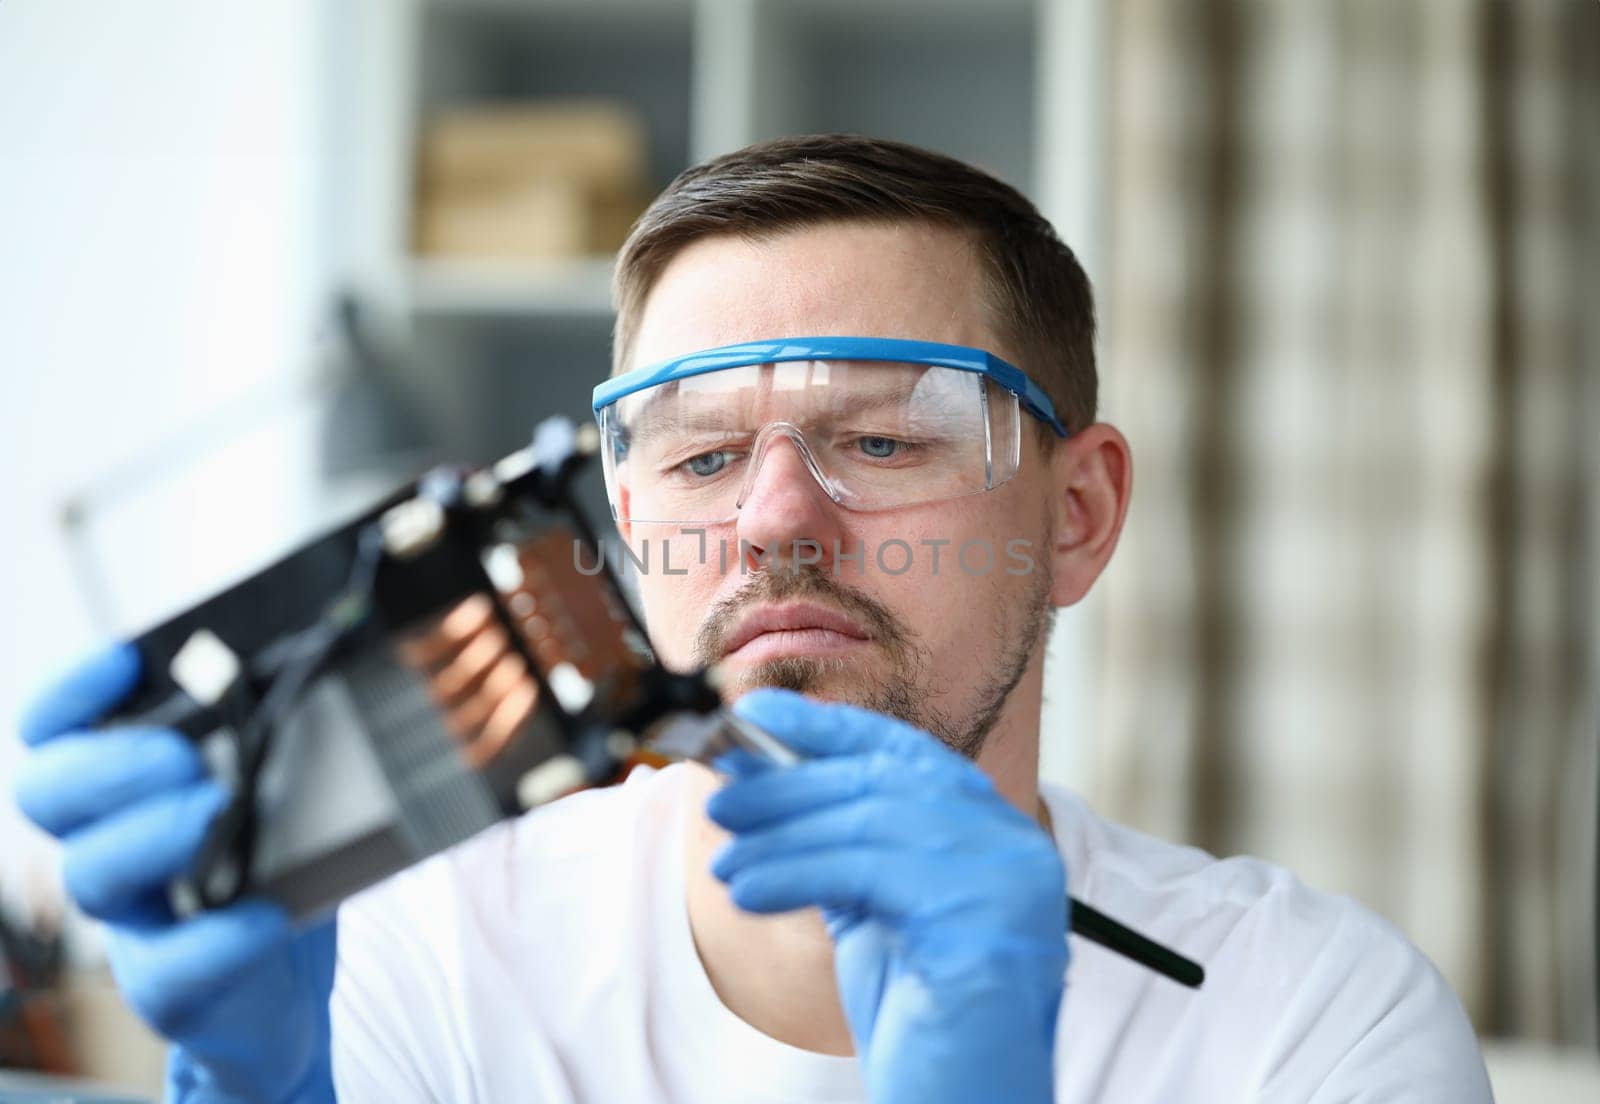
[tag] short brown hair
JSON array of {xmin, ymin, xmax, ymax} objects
[{"xmin": 611, "ymin": 133, "xmax": 1097, "ymax": 437}]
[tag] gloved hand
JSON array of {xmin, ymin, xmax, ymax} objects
[
  {"xmin": 13, "ymin": 642, "xmax": 336, "ymax": 1104},
  {"xmin": 708, "ymin": 689, "xmax": 1069, "ymax": 1104}
]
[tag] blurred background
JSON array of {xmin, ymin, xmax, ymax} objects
[{"xmin": 0, "ymin": 0, "xmax": 1595, "ymax": 1098}]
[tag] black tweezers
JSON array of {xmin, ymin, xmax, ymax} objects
[{"xmin": 717, "ymin": 709, "xmax": 1207, "ymax": 989}]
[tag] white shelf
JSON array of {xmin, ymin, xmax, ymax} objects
[{"xmin": 406, "ymin": 256, "xmax": 616, "ymax": 316}]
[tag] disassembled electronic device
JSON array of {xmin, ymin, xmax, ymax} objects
[{"xmin": 100, "ymin": 417, "xmax": 1203, "ymax": 988}]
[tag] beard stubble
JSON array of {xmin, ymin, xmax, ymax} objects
[{"xmin": 690, "ymin": 556, "xmax": 1054, "ymax": 759}]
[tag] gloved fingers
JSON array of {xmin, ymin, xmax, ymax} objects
[
  {"xmin": 706, "ymin": 752, "xmax": 981, "ymax": 832},
  {"xmin": 107, "ymin": 899, "xmax": 294, "ymax": 1039},
  {"xmin": 719, "ymin": 837, "xmax": 1067, "ymax": 927},
  {"xmin": 17, "ymin": 642, "xmax": 142, "ymax": 746},
  {"xmin": 711, "ymin": 796, "xmax": 945, "ymax": 879},
  {"xmin": 719, "ymin": 846, "xmax": 929, "ymax": 921},
  {"xmin": 709, "ymin": 747, "xmax": 775, "ymax": 781},
  {"xmin": 62, "ymin": 781, "xmax": 230, "ymax": 921},
  {"xmin": 732, "ymin": 688, "xmax": 973, "ymax": 770},
  {"xmin": 14, "ymin": 727, "xmax": 206, "ymax": 838}
]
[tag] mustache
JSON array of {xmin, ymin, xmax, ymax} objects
[{"xmin": 691, "ymin": 565, "xmax": 911, "ymax": 666}]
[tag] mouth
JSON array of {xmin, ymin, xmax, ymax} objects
[{"xmin": 720, "ymin": 602, "xmax": 873, "ymax": 663}]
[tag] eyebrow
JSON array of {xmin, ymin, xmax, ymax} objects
[{"xmin": 622, "ymin": 379, "xmax": 924, "ymax": 446}]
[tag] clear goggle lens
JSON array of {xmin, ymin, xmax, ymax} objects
[{"xmin": 597, "ymin": 360, "xmax": 1022, "ymax": 524}]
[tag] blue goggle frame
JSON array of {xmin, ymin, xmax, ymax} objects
[{"xmin": 592, "ymin": 336, "xmax": 1071, "ymax": 439}]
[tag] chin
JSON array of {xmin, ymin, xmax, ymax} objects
[{"xmin": 726, "ymin": 654, "xmax": 863, "ymax": 699}]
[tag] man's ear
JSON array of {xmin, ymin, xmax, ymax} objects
[
  {"xmin": 615, "ymin": 485, "xmax": 633, "ymax": 546},
  {"xmin": 1046, "ymin": 423, "xmax": 1133, "ymax": 607}
]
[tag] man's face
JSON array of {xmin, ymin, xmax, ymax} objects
[{"xmin": 619, "ymin": 221, "xmax": 1060, "ymax": 758}]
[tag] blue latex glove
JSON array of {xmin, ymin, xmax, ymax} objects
[
  {"xmin": 708, "ymin": 689, "xmax": 1069, "ymax": 1104},
  {"xmin": 13, "ymin": 643, "xmax": 336, "ymax": 1104}
]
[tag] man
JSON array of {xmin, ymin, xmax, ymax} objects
[{"xmin": 14, "ymin": 135, "xmax": 1492, "ymax": 1102}]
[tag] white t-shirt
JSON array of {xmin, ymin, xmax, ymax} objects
[{"xmin": 330, "ymin": 762, "xmax": 1492, "ymax": 1102}]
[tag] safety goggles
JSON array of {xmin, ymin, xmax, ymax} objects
[{"xmin": 591, "ymin": 336, "xmax": 1070, "ymax": 525}]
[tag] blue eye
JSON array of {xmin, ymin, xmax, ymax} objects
[
  {"xmin": 858, "ymin": 436, "xmax": 898, "ymax": 458},
  {"xmin": 685, "ymin": 451, "xmax": 728, "ymax": 477}
]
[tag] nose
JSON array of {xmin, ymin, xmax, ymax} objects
[{"xmin": 733, "ymin": 431, "xmax": 848, "ymax": 572}]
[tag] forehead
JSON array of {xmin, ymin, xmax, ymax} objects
[{"xmin": 624, "ymin": 221, "xmax": 1004, "ymax": 372}]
